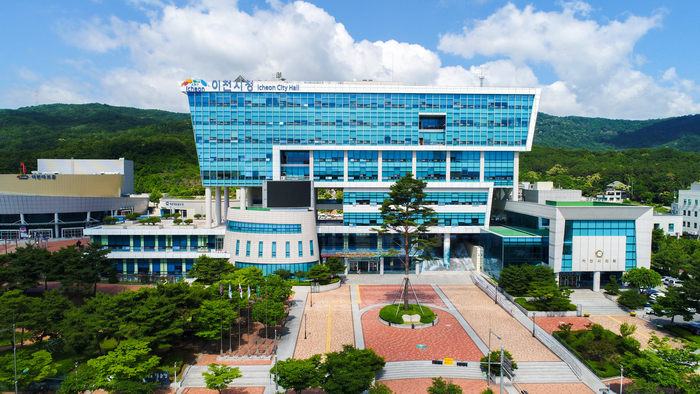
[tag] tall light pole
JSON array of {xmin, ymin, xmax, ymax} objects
[
  {"xmin": 488, "ymin": 327, "xmax": 501, "ymax": 389},
  {"xmin": 620, "ymin": 364, "xmax": 624, "ymax": 394},
  {"xmin": 304, "ymin": 313, "xmax": 308, "ymax": 339},
  {"xmin": 500, "ymin": 346, "xmax": 505, "ymax": 394},
  {"xmin": 532, "ymin": 312, "xmax": 536, "ymax": 338}
]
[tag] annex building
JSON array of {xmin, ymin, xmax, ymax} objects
[
  {"xmin": 84, "ymin": 78, "xmax": 653, "ymax": 289},
  {"xmin": 1, "ymin": 158, "xmax": 148, "ymax": 240}
]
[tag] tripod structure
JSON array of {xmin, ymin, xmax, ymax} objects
[{"xmin": 390, "ymin": 275, "xmax": 424, "ymax": 316}]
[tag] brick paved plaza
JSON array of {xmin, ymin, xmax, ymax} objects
[
  {"xmin": 186, "ymin": 279, "xmax": 680, "ymax": 393},
  {"xmin": 358, "ymin": 284, "xmax": 446, "ymax": 310},
  {"xmin": 362, "ymin": 307, "xmax": 482, "ymax": 362},
  {"xmin": 293, "ymin": 285, "xmax": 354, "ymax": 359},
  {"xmin": 439, "ymin": 285, "xmax": 560, "ymax": 362}
]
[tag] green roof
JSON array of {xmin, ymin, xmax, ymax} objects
[
  {"xmin": 488, "ymin": 226, "xmax": 539, "ymax": 237},
  {"xmin": 545, "ymin": 201, "xmax": 628, "ymax": 207}
]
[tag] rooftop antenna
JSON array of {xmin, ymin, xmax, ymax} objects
[
  {"xmin": 34, "ymin": 90, "xmax": 38, "ymax": 106},
  {"xmin": 275, "ymin": 72, "xmax": 286, "ymax": 82},
  {"xmin": 474, "ymin": 65, "xmax": 490, "ymax": 87}
]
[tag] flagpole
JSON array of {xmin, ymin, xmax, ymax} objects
[
  {"xmin": 220, "ymin": 280, "xmax": 223, "ymax": 356},
  {"xmin": 228, "ymin": 282, "xmax": 232, "ymax": 355}
]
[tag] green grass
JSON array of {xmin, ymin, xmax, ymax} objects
[
  {"xmin": 665, "ymin": 325, "xmax": 700, "ymax": 344},
  {"xmin": 379, "ymin": 304, "xmax": 436, "ymax": 324}
]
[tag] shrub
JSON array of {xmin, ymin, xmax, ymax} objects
[
  {"xmin": 185, "ymin": 219, "xmax": 193, "ymax": 224},
  {"xmin": 125, "ymin": 213, "xmax": 140, "ymax": 220},
  {"xmin": 273, "ymin": 269, "xmax": 292, "ymax": 279},
  {"xmin": 108, "ymin": 272, "xmax": 119, "ymax": 284},
  {"xmin": 293, "ymin": 270, "xmax": 307, "ymax": 279},
  {"xmin": 617, "ymin": 289, "xmax": 647, "ymax": 309},
  {"xmin": 369, "ymin": 383, "xmax": 394, "ymax": 394},
  {"xmin": 103, "ymin": 217, "xmax": 118, "ymax": 225},
  {"xmin": 604, "ymin": 275, "xmax": 620, "ymax": 295},
  {"xmin": 173, "ymin": 218, "xmax": 183, "ymax": 225},
  {"xmin": 514, "ymin": 298, "xmax": 537, "ymax": 311},
  {"xmin": 378, "ymin": 303, "xmax": 435, "ymax": 324},
  {"xmin": 194, "ymin": 214, "xmax": 202, "ymax": 219},
  {"xmin": 480, "ymin": 349, "xmax": 517, "ymax": 372}
]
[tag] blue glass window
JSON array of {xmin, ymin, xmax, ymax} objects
[
  {"xmin": 310, "ymin": 240, "xmax": 314, "ymax": 256},
  {"xmin": 246, "ymin": 241, "xmax": 251, "ymax": 257},
  {"xmin": 235, "ymin": 240, "xmax": 240, "ymax": 256},
  {"xmin": 227, "ymin": 221, "xmax": 301, "ymax": 233},
  {"xmin": 259, "ymin": 241, "xmax": 263, "ymax": 258},
  {"xmin": 286, "ymin": 242, "xmax": 290, "ymax": 258},
  {"xmin": 272, "ymin": 242, "xmax": 277, "ymax": 258}
]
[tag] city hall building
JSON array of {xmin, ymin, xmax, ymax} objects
[{"xmin": 85, "ymin": 77, "xmax": 652, "ymax": 290}]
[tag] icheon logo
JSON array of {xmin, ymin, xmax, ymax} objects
[{"xmin": 181, "ymin": 79, "xmax": 207, "ymax": 86}]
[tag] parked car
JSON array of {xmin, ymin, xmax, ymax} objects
[
  {"xmin": 643, "ymin": 303, "xmax": 655, "ymax": 315},
  {"xmin": 642, "ymin": 288, "xmax": 660, "ymax": 296},
  {"xmin": 678, "ymin": 322, "xmax": 700, "ymax": 335},
  {"xmin": 648, "ymin": 291, "xmax": 662, "ymax": 300},
  {"xmin": 662, "ymin": 276, "xmax": 674, "ymax": 285},
  {"xmin": 669, "ymin": 279, "xmax": 684, "ymax": 287}
]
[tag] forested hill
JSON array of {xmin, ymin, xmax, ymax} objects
[
  {"xmin": 533, "ymin": 113, "xmax": 700, "ymax": 151},
  {"xmin": 0, "ymin": 103, "xmax": 199, "ymax": 196},
  {"xmin": 2, "ymin": 103, "xmax": 700, "ymax": 201}
]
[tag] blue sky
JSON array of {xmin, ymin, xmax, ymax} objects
[{"xmin": 1, "ymin": 0, "xmax": 699, "ymax": 119}]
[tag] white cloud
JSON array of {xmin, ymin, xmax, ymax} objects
[
  {"xmin": 437, "ymin": 2, "xmax": 700, "ymax": 118},
  {"xmin": 31, "ymin": 0, "xmax": 700, "ymax": 119}
]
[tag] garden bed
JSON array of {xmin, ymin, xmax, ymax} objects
[{"xmin": 379, "ymin": 303, "xmax": 436, "ymax": 325}]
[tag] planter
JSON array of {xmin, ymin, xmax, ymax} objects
[
  {"xmin": 584, "ymin": 313, "xmax": 590, "ymax": 317},
  {"xmin": 630, "ymin": 312, "xmax": 636, "ymax": 316},
  {"xmin": 378, "ymin": 314, "xmax": 440, "ymax": 329}
]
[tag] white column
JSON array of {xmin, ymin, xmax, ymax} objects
[
  {"xmin": 415, "ymin": 261, "xmax": 421, "ymax": 275},
  {"xmin": 54, "ymin": 213, "xmax": 59, "ymax": 238},
  {"xmin": 480, "ymin": 151, "xmax": 485, "ymax": 183},
  {"xmin": 223, "ymin": 187, "xmax": 229, "ymax": 221},
  {"xmin": 445, "ymin": 152, "xmax": 451, "ymax": 183},
  {"xmin": 239, "ymin": 187, "xmax": 247, "ymax": 210},
  {"xmin": 20, "ymin": 214, "xmax": 26, "ymax": 224},
  {"xmin": 380, "ymin": 257, "xmax": 384, "ymax": 275},
  {"xmin": 205, "ymin": 187, "xmax": 212, "ymax": 229},
  {"xmin": 309, "ymin": 150, "xmax": 314, "ymax": 180},
  {"xmin": 513, "ymin": 152, "xmax": 519, "ymax": 201},
  {"xmin": 215, "ymin": 187, "xmax": 222, "ymax": 225},
  {"xmin": 593, "ymin": 271, "xmax": 601, "ymax": 292},
  {"xmin": 443, "ymin": 234, "xmax": 450, "ymax": 268},
  {"xmin": 412, "ymin": 151, "xmax": 417, "ymax": 176},
  {"xmin": 344, "ymin": 258, "xmax": 349, "ymax": 275},
  {"xmin": 86, "ymin": 212, "xmax": 91, "ymax": 228},
  {"xmin": 377, "ymin": 151, "xmax": 382, "ymax": 182},
  {"xmin": 343, "ymin": 150, "xmax": 348, "ymax": 182}
]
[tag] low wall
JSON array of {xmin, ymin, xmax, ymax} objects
[
  {"xmin": 378, "ymin": 315, "xmax": 440, "ymax": 330},
  {"xmin": 318, "ymin": 281, "xmax": 341, "ymax": 292}
]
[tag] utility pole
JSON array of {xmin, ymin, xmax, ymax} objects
[{"xmin": 500, "ymin": 346, "xmax": 504, "ymax": 394}]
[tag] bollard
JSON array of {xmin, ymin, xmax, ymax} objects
[{"xmin": 411, "ymin": 323, "xmax": 415, "ymax": 329}]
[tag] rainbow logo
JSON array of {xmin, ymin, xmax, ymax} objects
[
  {"xmin": 181, "ymin": 79, "xmax": 207, "ymax": 86},
  {"xmin": 17, "ymin": 175, "xmax": 28, "ymax": 180}
]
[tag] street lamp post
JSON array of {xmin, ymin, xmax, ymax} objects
[
  {"xmin": 500, "ymin": 346, "xmax": 505, "ymax": 394},
  {"xmin": 304, "ymin": 313, "xmax": 308, "ymax": 339},
  {"xmin": 620, "ymin": 364, "xmax": 624, "ymax": 394},
  {"xmin": 532, "ymin": 312, "xmax": 536, "ymax": 338},
  {"xmin": 487, "ymin": 327, "xmax": 501, "ymax": 389}
]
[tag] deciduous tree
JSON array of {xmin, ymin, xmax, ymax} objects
[
  {"xmin": 273, "ymin": 355, "xmax": 322, "ymax": 394},
  {"xmin": 203, "ymin": 364, "xmax": 242, "ymax": 394},
  {"xmin": 88, "ymin": 340, "xmax": 161, "ymax": 394},
  {"xmin": 0, "ymin": 350, "xmax": 56, "ymax": 391},
  {"xmin": 320, "ymin": 345, "xmax": 386, "ymax": 394}
]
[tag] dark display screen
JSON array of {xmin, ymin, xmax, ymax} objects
[{"xmin": 267, "ymin": 181, "xmax": 311, "ymax": 208}]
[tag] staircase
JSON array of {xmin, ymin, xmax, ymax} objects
[
  {"xmin": 180, "ymin": 364, "xmax": 272, "ymax": 388},
  {"xmin": 570, "ymin": 290, "xmax": 630, "ymax": 316}
]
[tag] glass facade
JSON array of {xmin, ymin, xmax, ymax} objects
[
  {"xmin": 186, "ymin": 90, "xmax": 534, "ymax": 186},
  {"xmin": 562, "ymin": 220, "xmax": 636, "ymax": 271},
  {"xmin": 227, "ymin": 221, "xmax": 301, "ymax": 233}
]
